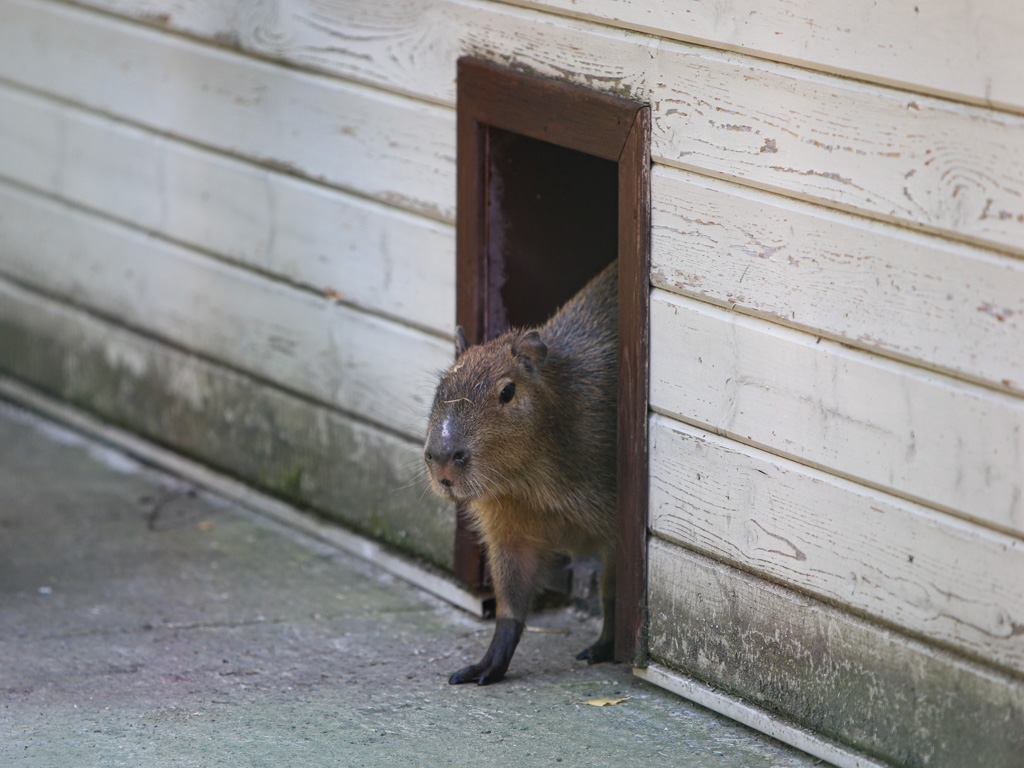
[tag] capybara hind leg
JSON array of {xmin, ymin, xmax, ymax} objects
[{"xmin": 576, "ymin": 550, "xmax": 616, "ymax": 664}]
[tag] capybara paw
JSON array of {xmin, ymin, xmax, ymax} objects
[
  {"xmin": 575, "ymin": 638, "xmax": 615, "ymax": 665},
  {"xmin": 448, "ymin": 661, "xmax": 507, "ymax": 686}
]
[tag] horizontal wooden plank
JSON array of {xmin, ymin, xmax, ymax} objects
[
  {"xmin": 651, "ymin": 166, "xmax": 1024, "ymax": 394},
  {"xmin": 499, "ymin": 0, "xmax": 1024, "ymax": 116},
  {"xmin": 647, "ymin": 538, "xmax": 1024, "ymax": 768},
  {"xmin": 649, "ymin": 414, "xmax": 1024, "ymax": 675},
  {"xmin": 0, "ymin": 82, "xmax": 455, "ymax": 336},
  {"xmin": 642, "ymin": 54, "xmax": 1024, "ymax": 259},
  {"xmin": 42, "ymin": 0, "xmax": 1024, "ymax": 255},
  {"xmin": 649, "ymin": 290, "xmax": 1024, "ymax": 535},
  {"xmin": 0, "ymin": 276, "xmax": 456, "ymax": 568},
  {"xmin": 0, "ymin": 181, "xmax": 451, "ymax": 440},
  {"xmin": 0, "ymin": 0, "xmax": 456, "ymax": 222},
  {"xmin": 82, "ymin": 0, "xmax": 1024, "ymax": 118}
]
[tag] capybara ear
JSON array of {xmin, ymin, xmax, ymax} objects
[
  {"xmin": 511, "ymin": 329, "xmax": 548, "ymax": 370},
  {"xmin": 455, "ymin": 326, "xmax": 469, "ymax": 358}
]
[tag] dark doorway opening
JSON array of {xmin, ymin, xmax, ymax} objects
[
  {"xmin": 455, "ymin": 58, "xmax": 650, "ymax": 664},
  {"xmin": 485, "ymin": 128, "xmax": 618, "ymax": 333}
]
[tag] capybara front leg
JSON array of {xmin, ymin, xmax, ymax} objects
[{"xmin": 449, "ymin": 543, "xmax": 540, "ymax": 685}]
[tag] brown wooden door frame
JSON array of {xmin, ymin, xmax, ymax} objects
[{"xmin": 455, "ymin": 58, "xmax": 650, "ymax": 664}]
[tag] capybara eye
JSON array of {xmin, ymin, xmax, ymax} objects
[{"xmin": 499, "ymin": 382, "xmax": 516, "ymax": 404}]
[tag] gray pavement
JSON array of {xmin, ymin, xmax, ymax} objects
[{"xmin": 0, "ymin": 400, "xmax": 820, "ymax": 767}]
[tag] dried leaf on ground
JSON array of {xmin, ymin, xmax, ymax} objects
[{"xmin": 585, "ymin": 696, "xmax": 631, "ymax": 707}]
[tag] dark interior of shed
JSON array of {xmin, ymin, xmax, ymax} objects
[{"xmin": 484, "ymin": 127, "xmax": 618, "ymax": 334}]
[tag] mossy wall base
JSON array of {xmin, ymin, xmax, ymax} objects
[
  {"xmin": 648, "ymin": 539, "xmax": 1024, "ymax": 768},
  {"xmin": 0, "ymin": 278, "xmax": 454, "ymax": 569}
]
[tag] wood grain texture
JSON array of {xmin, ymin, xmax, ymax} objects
[
  {"xmin": 649, "ymin": 414, "xmax": 1024, "ymax": 675},
  {"xmin": 647, "ymin": 538, "xmax": 1024, "ymax": 768},
  {"xmin": 0, "ymin": 181, "xmax": 450, "ymax": 440},
  {"xmin": 0, "ymin": 0, "xmax": 456, "ymax": 222},
  {"xmin": 46, "ymin": 0, "xmax": 1024, "ymax": 255},
  {"xmin": 649, "ymin": 290, "xmax": 1024, "ymax": 535},
  {"xmin": 0, "ymin": 83, "xmax": 455, "ymax": 336},
  {"xmin": 457, "ymin": 58, "xmax": 637, "ymax": 161},
  {"xmin": 615, "ymin": 106, "xmax": 651, "ymax": 666},
  {"xmin": 0, "ymin": 276, "xmax": 456, "ymax": 568},
  {"xmin": 498, "ymin": 0, "xmax": 1024, "ymax": 116},
  {"xmin": 644, "ymin": 53, "xmax": 1024, "ymax": 258},
  {"xmin": 651, "ymin": 166, "xmax": 1024, "ymax": 394},
  {"xmin": 85, "ymin": 0, "xmax": 1024, "ymax": 117}
]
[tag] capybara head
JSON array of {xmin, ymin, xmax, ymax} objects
[{"xmin": 424, "ymin": 326, "xmax": 554, "ymax": 503}]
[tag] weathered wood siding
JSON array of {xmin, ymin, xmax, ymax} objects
[
  {"xmin": 1, "ymin": 1, "xmax": 1021, "ymax": 764},
  {"xmin": 0, "ymin": 0, "xmax": 459, "ymax": 565}
]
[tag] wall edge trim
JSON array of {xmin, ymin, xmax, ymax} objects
[{"xmin": 634, "ymin": 662, "xmax": 891, "ymax": 768}]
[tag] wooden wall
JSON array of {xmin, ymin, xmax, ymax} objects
[
  {"xmin": 0, "ymin": 0, "xmax": 459, "ymax": 566},
  {"xmin": 1, "ymin": 1, "xmax": 1022, "ymax": 764}
]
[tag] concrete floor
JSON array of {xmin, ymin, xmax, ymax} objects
[{"xmin": 0, "ymin": 400, "xmax": 821, "ymax": 767}]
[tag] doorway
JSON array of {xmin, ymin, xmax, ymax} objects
[{"xmin": 454, "ymin": 58, "xmax": 650, "ymax": 663}]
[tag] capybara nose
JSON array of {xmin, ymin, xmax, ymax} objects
[
  {"xmin": 424, "ymin": 429, "xmax": 469, "ymax": 469},
  {"xmin": 424, "ymin": 441, "xmax": 467, "ymax": 491},
  {"xmin": 424, "ymin": 446, "xmax": 470, "ymax": 468}
]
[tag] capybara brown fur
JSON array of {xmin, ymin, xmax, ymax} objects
[{"xmin": 423, "ymin": 261, "xmax": 617, "ymax": 685}]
